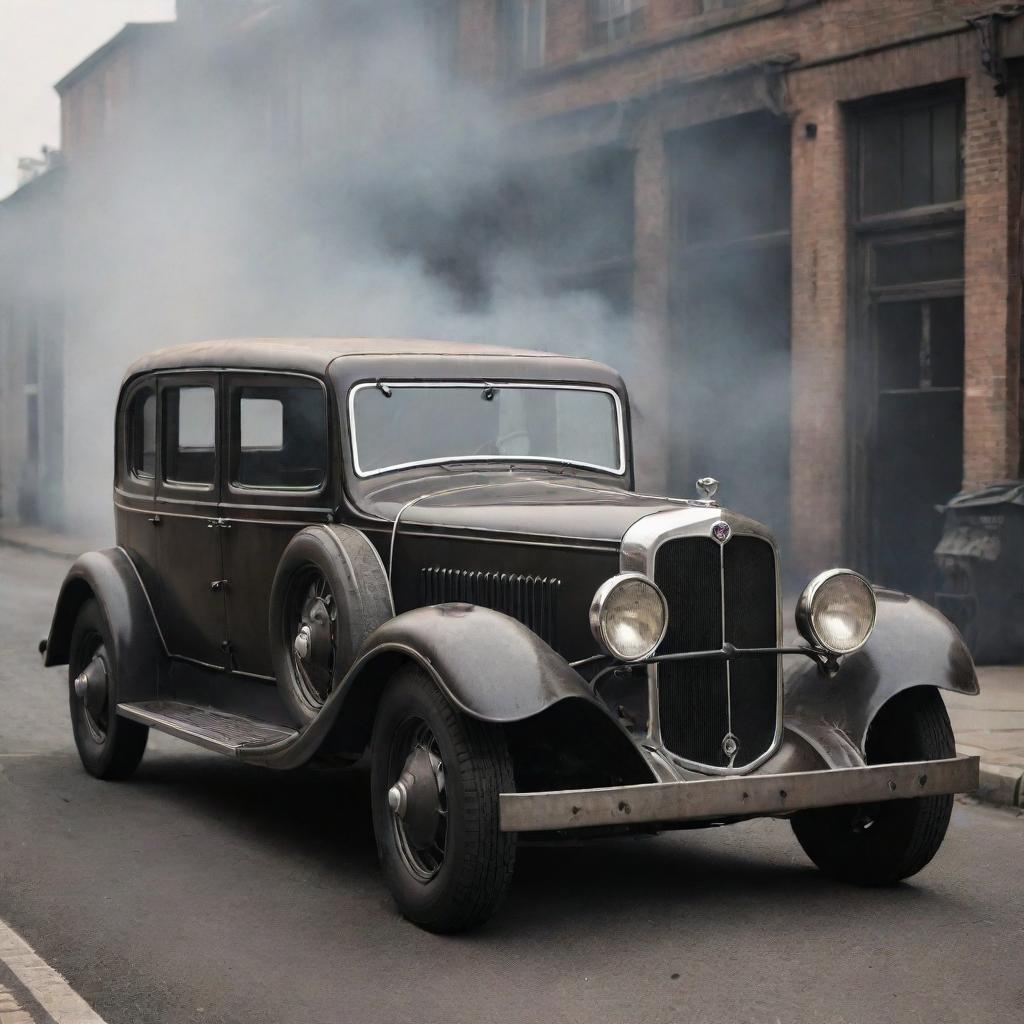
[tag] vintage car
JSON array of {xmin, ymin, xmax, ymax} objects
[{"xmin": 42, "ymin": 338, "xmax": 979, "ymax": 932}]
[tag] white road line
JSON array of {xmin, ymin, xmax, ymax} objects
[{"xmin": 0, "ymin": 918, "xmax": 108, "ymax": 1024}]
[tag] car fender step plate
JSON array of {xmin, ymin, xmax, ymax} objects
[{"xmin": 117, "ymin": 700, "xmax": 297, "ymax": 756}]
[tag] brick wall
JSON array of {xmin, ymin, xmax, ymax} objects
[
  {"xmin": 962, "ymin": 67, "xmax": 1022, "ymax": 487},
  {"xmin": 476, "ymin": 1, "xmax": 1024, "ymax": 573}
]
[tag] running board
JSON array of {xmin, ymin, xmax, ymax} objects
[{"xmin": 117, "ymin": 700, "xmax": 298, "ymax": 757}]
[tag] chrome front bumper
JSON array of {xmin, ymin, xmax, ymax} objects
[{"xmin": 499, "ymin": 755, "xmax": 979, "ymax": 832}]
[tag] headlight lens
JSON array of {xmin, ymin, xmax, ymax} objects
[
  {"xmin": 590, "ymin": 573, "xmax": 668, "ymax": 661},
  {"xmin": 796, "ymin": 569, "xmax": 877, "ymax": 656}
]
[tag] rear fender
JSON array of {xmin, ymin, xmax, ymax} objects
[
  {"xmin": 43, "ymin": 548, "xmax": 163, "ymax": 703},
  {"xmin": 784, "ymin": 589, "xmax": 978, "ymax": 758}
]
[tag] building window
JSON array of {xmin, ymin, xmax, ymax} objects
[
  {"xmin": 587, "ymin": 0, "xmax": 646, "ymax": 48},
  {"xmin": 700, "ymin": 0, "xmax": 750, "ymax": 12},
  {"xmin": 421, "ymin": 0, "xmax": 459, "ymax": 72},
  {"xmin": 500, "ymin": 0, "xmax": 546, "ymax": 72},
  {"xmin": 856, "ymin": 91, "xmax": 963, "ymax": 217}
]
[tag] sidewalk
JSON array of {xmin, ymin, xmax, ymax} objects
[
  {"xmin": 2, "ymin": 521, "xmax": 1022, "ymax": 810},
  {"xmin": 0, "ymin": 523, "xmax": 105, "ymax": 560},
  {"xmin": 945, "ymin": 668, "xmax": 1024, "ymax": 809}
]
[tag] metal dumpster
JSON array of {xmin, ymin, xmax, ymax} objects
[{"xmin": 934, "ymin": 481, "xmax": 1024, "ymax": 664}]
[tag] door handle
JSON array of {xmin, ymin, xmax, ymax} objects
[
  {"xmin": 147, "ymin": 515, "xmax": 162, "ymax": 525},
  {"xmin": 207, "ymin": 518, "xmax": 232, "ymax": 530}
]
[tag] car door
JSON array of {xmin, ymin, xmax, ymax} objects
[
  {"xmin": 153, "ymin": 373, "xmax": 229, "ymax": 669},
  {"xmin": 219, "ymin": 372, "xmax": 333, "ymax": 678}
]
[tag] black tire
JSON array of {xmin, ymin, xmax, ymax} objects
[
  {"xmin": 270, "ymin": 526, "xmax": 393, "ymax": 726},
  {"xmin": 69, "ymin": 599, "xmax": 148, "ymax": 780},
  {"xmin": 792, "ymin": 687, "xmax": 955, "ymax": 885},
  {"xmin": 370, "ymin": 666, "xmax": 516, "ymax": 933}
]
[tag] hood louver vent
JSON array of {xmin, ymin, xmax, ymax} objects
[{"xmin": 421, "ymin": 567, "xmax": 560, "ymax": 646}]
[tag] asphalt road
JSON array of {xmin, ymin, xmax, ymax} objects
[{"xmin": 1, "ymin": 543, "xmax": 1022, "ymax": 1024}]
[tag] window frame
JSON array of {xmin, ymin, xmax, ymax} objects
[
  {"xmin": 586, "ymin": 0, "xmax": 646, "ymax": 49},
  {"xmin": 224, "ymin": 371, "xmax": 332, "ymax": 504},
  {"xmin": 347, "ymin": 379, "xmax": 627, "ymax": 479},
  {"xmin": 157, "ymin": 373, "xmax": 220, "ymax": 497},
  {"xmin": 500, "ymin": 0, "xmax": 547, "ymax": 73},
  {"xmin": 120, "ymin": 376, "xmax": 159, "ymax": 496}
]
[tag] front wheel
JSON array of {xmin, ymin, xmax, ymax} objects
[
  {"xmin": 791, "ymin": 687, "xmax": 955, "ymax": 885},
  {"xmin": 370, "ymin": 667, "xmax": 516, "ymax": 933}
]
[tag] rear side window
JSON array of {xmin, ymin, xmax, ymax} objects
[
  {"xmin": 127, "ymin": 387, "xmax": 156, "ymax": 480},
  {"xmin": 164, "ymin": 385, "xmax": 216, "ymax": 486},
  {"xmin": 233, "ymin": 383, "xmax": 327, "ymax": 490}
]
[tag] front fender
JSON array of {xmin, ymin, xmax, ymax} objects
[
  {"xmin": 43, "ymin": 547, "xmax": 163, "ymax": 703},
  {"xmin": 244, "ymin": 603, "xmax": 652, "ymax": 780},
  {"xmin": 356, "ymin": 603, "xmax": 602, "ymax": 723},
  {"xmin": 785, "ymin": 589, "xmax": 978, "ymax": 758}
]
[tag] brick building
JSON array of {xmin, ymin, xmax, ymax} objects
[{"xmin": 1, "ymin": 0, "xmax": 1022, "ymax": 599}]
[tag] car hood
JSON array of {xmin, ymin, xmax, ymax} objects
[{"xmin": 361, "ymin": 472, "xmax": 690, "ymax": 544}]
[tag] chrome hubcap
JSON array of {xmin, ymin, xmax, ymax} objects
[
  {"xmin": 287, "ymin": 569, "xmax": 338, "ymax": 709},
  {"xmin": 74, "ymin": 645, "xmax": 110, "ymax": 743},
  {"xmin": 388, "ymin": 720, "xmax": 448, "ymax": 882},
  {"xmin": 293, "ymin": 624, "xmax": 313, "ymax": 662}
]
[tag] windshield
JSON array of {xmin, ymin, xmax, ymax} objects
[{"xmin": 349, "ymin": 382, "xmax": 625, "ymax": 477}]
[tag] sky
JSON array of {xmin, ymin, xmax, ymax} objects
[{"xmin": 0, "ymin": 0, "xmax": 176, "ymax": 198}]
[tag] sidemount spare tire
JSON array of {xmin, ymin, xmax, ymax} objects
[{"xmin": 270, "ymin": 525, "xmax": 394, "ymax": 727}]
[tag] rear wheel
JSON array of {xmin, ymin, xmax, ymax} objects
[
  {"xmin": 370, "ymin": 667, "xmax": 516, "ymax": 933},
  {"xmin": 69, "ymin": 599, "xmax": 148, "ymax": 780},
  {"xmin": 792, "ymin": 687, "xmax": 954, "ymax": 885}
]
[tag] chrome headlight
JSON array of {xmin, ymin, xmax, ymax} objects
[
  {"xmin": 796, "ymin": 569, "xmax": 877, "ymax": 656},
  {"xmin": 590, "ymin": 573, "xmax": 668, "ymax": 662}
]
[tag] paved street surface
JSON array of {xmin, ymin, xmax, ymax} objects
[{"xmin": 1, "ymin": 544, "xmax": 1022, "ymax": 1024}]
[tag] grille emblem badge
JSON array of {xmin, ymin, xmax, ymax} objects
[
  {"xmin": 722, "ymin": 733, "xmax": 739, "ymax": 758},
  {"xmin": 711, "ymin": 520, "xmax": 731, "ymax": 543}
]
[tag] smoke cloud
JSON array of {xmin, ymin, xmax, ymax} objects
[{"xmin": 37, "ymin": 2, "xmax": 640, "ymax": 535}]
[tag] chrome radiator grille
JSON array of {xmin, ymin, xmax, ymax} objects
[
  {"xmin": 421, "ymin": 567, "xmax": 560, "ymax": 646},
  {"xmin": 654, "ymin": 535, "xmax": 779, "ymax": 770}
]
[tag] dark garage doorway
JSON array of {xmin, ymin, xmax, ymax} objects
[{"xmin": 849, "ymin": 87, "xmax": 965, "ymax": 598}]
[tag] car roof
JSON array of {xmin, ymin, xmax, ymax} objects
[{"xmin": 122, "ymin": 337, "xmax": 623, "ymax": 388}]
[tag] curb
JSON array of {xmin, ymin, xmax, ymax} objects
[
  {"xmin": 0, "ymin": 536, "xmax": 78, "ymax": 561},
  {"xmin": 0, "ymin": 533, "xmax": 96, "ymax": 562},
  {"xmin": 973, "ymin": 762, "xmax": 1024, "ymax": 809}
]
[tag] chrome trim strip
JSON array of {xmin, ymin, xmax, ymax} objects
[
  {"xmin": 115, "ymin": 501, "xmax": 323, "ymax": 528},
  {"xmin": 499, "ymin": 756, "xmax": 980, "ymax": 832},
  {"xmin": 620, "ymin": 507, "xmax": 784, "ymax": 777},
  {"xmin": 347, "ymin": 380, "xmax": 627, "ymax": 479},
  {"xmin": 390, "ymin": 494, "xmax": 428, "ymax": 582}
]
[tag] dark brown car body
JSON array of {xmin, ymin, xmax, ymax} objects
[{"xmin": 42, "ymin": 339, "xmax": 979, "ymax": 929}]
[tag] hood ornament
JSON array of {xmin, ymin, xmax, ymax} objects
[{"xmin": 696, "ymin": 477, "xmax": 719, "ymax": 502}]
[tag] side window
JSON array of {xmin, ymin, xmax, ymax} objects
[
  {"xmin": 163, "ymin": 385, "xmax": 216, "ymax": 487},
  {"xmin": 127, "ymin": 387, "xmax": 156, "ymax": 480},
  {"xmin": 233, "ymin": 383, "xmax": 327, "ymax": 490}
]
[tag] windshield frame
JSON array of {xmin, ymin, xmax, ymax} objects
[{"xmin": 347, "ymin": 380, "xmax": 628, "ymax": 479}]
